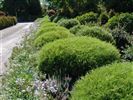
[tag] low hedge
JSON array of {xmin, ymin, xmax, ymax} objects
[
  {"xmin": 38, "ymin": 36, "xmax": 120, "ymax": 80},
  {"xmin": 0, "ymin": 16, "xmax": 17, "ymax": 29},
  {"xmin": 71, "ymin": 62, "xmax": 133, "ymax": 100},
  {"xmin": 76, "ymin": 26, "xmax": 115, "ymax": 43},
  {"xmin": 34, "ymin": 29, "xmax": 74, "ymax": 48},
  {"xmin": 76, "ymin": 12, "xmax": 98, "ymax": 25},
  {"xmin": 106, "ymin": 13, "xmax": 133, "ymax": 34},
  {"xmin": 57, "ymin": 18, "xmax": 80, "ymax": 29}
]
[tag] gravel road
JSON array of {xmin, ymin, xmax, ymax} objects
[{"xmin": 0, "ymin": 23, "xmax": 33, "ymax": 75}]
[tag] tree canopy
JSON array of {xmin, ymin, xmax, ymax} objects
[{"xmin": 1, "ymin": 0, "xmax": 42, "ymax": 21}]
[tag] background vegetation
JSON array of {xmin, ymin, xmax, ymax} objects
[{"xmin": 1, "ymin": 0, "xmax": 133, "ymax": 99}]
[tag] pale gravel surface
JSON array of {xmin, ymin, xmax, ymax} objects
[{"xmin": 0, "ymin": 23, "xmax": 33, "ymax": 75}]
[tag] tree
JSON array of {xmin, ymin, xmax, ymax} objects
[
  {"xmin": 45, "ymin": 0, "xmax": 100, "ymax": 17},
  {"xmin": 3, "ymin": 0, "xmax": 42, "ymax": 21}
]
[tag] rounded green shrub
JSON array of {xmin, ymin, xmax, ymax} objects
[
  {"xmin": 71, "ymin": 62, "xmax": 133, "ymax": 100},
  {"xmin": 57, "ymin": 18, "xmax": 80, "ymax": 29},
  {"xmin": 38, "ymin": 36, "xmax": 120, "ymax": 80},
  {"xmin": 70, "ymin": 25, "xmax": 85, "ymax": 34},
  {"xmin": 76, "ymin": 26, "xmax": 115, "ymax": 43},
  {"xmin": 76, "ymin": 12, "xmax": 98, "ymax": 25},
  {"xmin": 106, "ymin": 13, "xmax": 133, "ymax": 34},
  {"xmin": 40, "ymin": 22, "xmax": 58, "ymax": 29},
  {"xmin": 34, "ymin": 30, "xmax": 74, "ymax": 48},
  {"xmin": 35, "ymin": 26, "xmax": 69, "ymax": 38}
]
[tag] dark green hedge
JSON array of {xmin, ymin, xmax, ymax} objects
[
  {"xmin": 38, "ymin": 36, "xmax": 120, "ymax": 80},
  {"xmin": 106, "ymin": 13, "xmax": 133, "ymax": 34},
  {"xmin": 0, "ymin": 16, "xmax": 17, "ymax": 30},
  {"xmin": 71, "ymin": 62, "xmax": 133, "ymax": 100}
]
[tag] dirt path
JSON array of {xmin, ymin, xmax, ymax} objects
[{"xmin": 0, "ymin": 23, "xmax": 33, "ymax": 75}]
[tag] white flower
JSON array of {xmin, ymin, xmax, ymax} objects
[
  {"xmin": 22, "ymin": 90, "xmax": 26, "ymax": 93},
  {"xmin": 34, "ymin": 90, "xmax": 40, "ymax": 96}
]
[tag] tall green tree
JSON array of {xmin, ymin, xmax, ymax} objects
[
  {"xmin": 3, "ymin": 0, "xmax": 42, "ymax": 21},
  {"xmin": 46, "ymin": 0, "xmax": 100, "ymax": 17}
]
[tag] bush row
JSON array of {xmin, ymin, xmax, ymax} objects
[
  {"xmin": 57, "ymin": 18, "xmax": 80, "ymax": 29},
  {"xmin": 35, "ymin": 15, "xmax": 133, "ymax": 99},
  {"xmin": 0, "ymin": 16, "xmax": 17, "ymax": 30}
]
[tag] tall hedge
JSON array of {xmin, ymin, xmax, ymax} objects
[
  {"xmin": 71, "ymin": 62, "xmax": 133, "ymax": 100},
  {"xmin": 57, "ymin": 18, "xmax": 80, "ymax": 29},
  {"xmin": 38, "ymin": 36, "xmax": 120, "ymax": 80}
]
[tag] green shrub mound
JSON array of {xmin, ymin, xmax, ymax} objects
[
  {"xmin": 39, "ymin": 22, "xmax": 58, "ymax": 29},
  {"xmin": 38, "ymin": 36, "xmax": 120, "ymax": 80},
  {"xmin": 35, "ymin": 26, "xmax": 69, "ymax": 38},
  {"xmin": 70, "ymin": 25, "xmax": 85, "ymax": 34},
  {"xmin": 34, "ymin": 30, "xmax": 74, "ymax": 48},
  {"xmin": 71, "ymin": 62, "xmax": 133, "ymax": 100},
  {"xmin": 106, "ymin": 13, "xmax": 133, "ymax": 34},
  {"xmin": 0, "ymin": 16, "xmax": 17, "ymax": 29},
  {"xmin": 57, "ymin": 18, "xmax": 80, "ymax": 29},
  {"xmin": 76, "ymin": 26, "xmax": 114, "ymax": 43},
  {"xmin": 76, "ymin": 12, "xmax": 98, "ymax": 24}
]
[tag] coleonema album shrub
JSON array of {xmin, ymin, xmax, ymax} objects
[
  {"xmin": 76, "ymin": 26, "xmax": 115, "ymax": 43},
  {"xmin": 35, "ymin": 25, "xmax": 69, "ymax": 38},
  {"xmin": 57, "ymin": 18, "xmax": 80, "ymax": 29},
  {"xmin": 34, "ymin": 29, "xmax": 74, "ymax": 48},
  {"xmin": 76, "ymin": 12, "xmax": 98, "ymax": 24},
  {"xmin": 71, "ymin": 62, "xmax": 133, "ymax": 100},
  {"xmin": 69, "ymin": 25, "xmax": 85, "ymax": 34},
  {"xmin": 38, "ymin": 36, "xmax": 120, "ymax": 80}
]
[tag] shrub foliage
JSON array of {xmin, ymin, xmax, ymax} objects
[
  {"xmin": 106, "ymin": 13, "xmax": 133, "ymax": 34},
  {"xmin": 57, "ymin": 18, "xmax": 80, "ymax": 29},
  {"xmin": 71, "ymin": 62, "xmax": 133, "ymax": 100},
  {"xmin": 76, "ymin": 12, "xmax": 98, "ymax": 24},
  {"xmin": 38, "ymin": 36, "xmax": 120, "ymax": 80},
  {"xmin": 76, "ymin": 26, "xmax": 114, "ymax": 43},
  {"xmin": 34, "ymin": 29, "xmax": 74, "ymax": 48}
]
